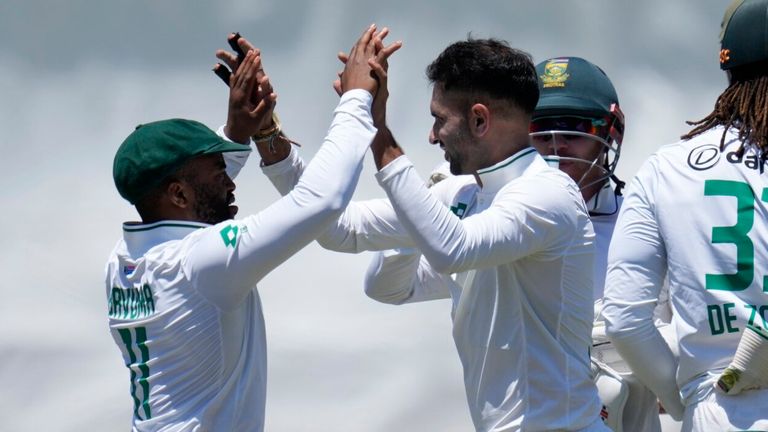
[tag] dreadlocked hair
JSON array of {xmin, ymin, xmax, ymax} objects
[{"xmin": 682, "ymin": 61, "xmax": 768, "ymax": 158}]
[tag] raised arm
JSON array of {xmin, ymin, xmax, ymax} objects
[{"xmin": 187, "ymin": 26, "xmax": 385, "ymax": 309}]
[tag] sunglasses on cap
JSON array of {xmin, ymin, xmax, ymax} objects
[{"xmin": 529, "ymin": 116, "xmax": 610, "ymax": 138}]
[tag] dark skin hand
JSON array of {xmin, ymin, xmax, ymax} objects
[
  {"xmin": 216, "ymin": 34, "xmax": 277, "ymax": 144},
  {"xmin": 215, "ymin": 34, "xmax": 292, "ymax": 164}
]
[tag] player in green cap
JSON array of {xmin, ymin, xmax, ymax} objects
[
  {"xmin": 529, "ymin": 56, "xmax": 677, "ymax": 432},
  {"xmin": 105, "ymin": 26, "xmax": 400, "ymax": 431},
  {"xmin": 603, "ymin": 1, "xmax": 768, "ymax": 430}
]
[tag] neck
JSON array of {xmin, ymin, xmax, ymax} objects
[{"xmin": 480, "ymin": 130, "xmax": 530, "ymax": 170}]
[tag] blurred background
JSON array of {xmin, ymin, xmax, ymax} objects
[{"xmin": 0, "ymin": 1, "xmax": 729, "ymax": 430}]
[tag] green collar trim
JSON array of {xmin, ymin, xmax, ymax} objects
[
  {"xmin": 123, "ymin": 221, "xmax": 208, "ymax": 232},
  {"xmin": 477, "ymin": 147, "xmax": 537, "ymax": 175}
]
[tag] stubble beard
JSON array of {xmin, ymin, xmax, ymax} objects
[
  {"xmin": 447, "ymin": 121, "xmax": 473, "ymax": 176},
  {"xmin": 191, "ymin": 182, "xmax": 233, "ymax": 225}
]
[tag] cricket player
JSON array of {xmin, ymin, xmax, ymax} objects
[
  {"xmin": 104, "ymin": 26, "xmax": 398, "ymax": 431},
  {"xmin": 364, "ymin": 56, "xmax": 665, "ymax": 432},
  {"xmin": 262, "ymin": 38, "xmax": 608, "ymax": 431},
  {"xmin": 602, "ymin": 1, "xmax": 768, "ymax": 429},
  {"xmin": 530, "ymin": 57, "xmax": 671, "ymax": 432}
]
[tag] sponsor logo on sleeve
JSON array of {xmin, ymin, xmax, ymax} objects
[
  {"xmin": 450, "ymin": 202, "xmax": 468, "ymax": 218},
  {"xmin": 219, "ymin": 225, "xmax": 239, "ymax": 248}
]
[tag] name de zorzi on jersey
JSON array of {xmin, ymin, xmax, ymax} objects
[{"xmin": 688, "ymin": 144, "xmax": 767, "ymax": 173}]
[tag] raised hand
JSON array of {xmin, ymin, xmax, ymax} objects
[
  {"xmin": 334, "ymin": 27, "xmax": 401, "ymax": 127},
  {"xmin": 367, "ymin": 29, "xmax": 402, "ymax": 127},
  {"xmin": 214, "ymin": 33, "xmax": 277, "ymax": 143},
  {"xmin": 224, "ymin": 50, "xmax": 277, "ymax": 143},
  {"xmin": 339, "ymin": 24, "xmax": 381, "ymax": 96}
]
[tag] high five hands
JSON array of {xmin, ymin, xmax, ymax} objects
[{"xmin": 334, "ymin": 25, "xmax": 402, "ymax": 128}]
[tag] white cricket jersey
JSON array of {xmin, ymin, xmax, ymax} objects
[
  {"xmin": 363, "ymin": 181, "xmax": 624, "ymax": 307},
  {"xmin": 264, "ymin": 147, "xmax": 606, "ymax": 431},
  {"xmin": 105, "ymin": 90, "xmax": 376, "ymax": 431},
  {"xmin": 603, "ymin": 126, "xmax": 768, "ymax": 407}
]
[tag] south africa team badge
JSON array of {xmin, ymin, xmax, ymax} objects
[{"xmin": 541, "ymin": 58, "xmax": 570, "ymax": 88}]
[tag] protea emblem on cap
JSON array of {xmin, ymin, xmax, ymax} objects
[{"xmin": 541, "ymin": 58, "xmax": 570, "ymax": 88}]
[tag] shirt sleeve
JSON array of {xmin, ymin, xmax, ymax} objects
[
  {"xmin": 364, "ymin": 248, "xmax": 453, "ymax": 304},
  {"xmin": 215, "ymin": 124, "xmax": 253, "ymax": 180},
  {"xmin": 315, "ymin": 198, "xmax": 414, "ymax": 252},
  {"xmin": 375, "ymin": 156, "xmax": 568, "ymax": 274},
  {"xmin": 260, "ymin": 145, "xmax": 306, "ymax": 196},
  {"xmin": 602, "ymin": 154, "xmax": 684, "ymax": 420},
  {"xmin": 260, "ymin": 137, "xmax": 412, "ymax": 253},
  {"xmin": 185, "ymin": 89, "xmax": 377, "ymax": 310}
]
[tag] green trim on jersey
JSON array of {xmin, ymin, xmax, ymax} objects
[
  {"xmin": 477, "ymin": 148, "xmax": 537, "ymax": 175},
  {"xmin": 748, "ymin": 324, "xmax": 768, "ymax": 341},
  {"xmin": 123, "ymin": 222, "xmax": 207, "ymax": 232}
]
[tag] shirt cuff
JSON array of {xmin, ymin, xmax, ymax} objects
[
  {"xmin": 260, "ymin": 145, "xmax": 299, "ymax": 176},
  {"xmin": 215, "ymin": 124, "xmax": 253, "ymax": 146},
  {"xmin": 375, "ymin": 154, "xmax": 412, "ymax": 185},
  {"xmin": 339, "ymin": 88, "xmax": 374, "ymax": 108}
]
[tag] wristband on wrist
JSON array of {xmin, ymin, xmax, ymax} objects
[{"xmin": 252, "ymin": 112, "xmax": 300, "ymax": 153}]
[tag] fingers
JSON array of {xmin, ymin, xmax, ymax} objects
[
  {"xmin": 257, "ymin": 73, "xmax": 274, "ymax": 98},
  {"xmin": 368, "ymin": 57, "xmax": 388, "ymax": 84},
  {"xmin": 248, "ymin": 92, "xmax": 277, "ymax": 119},
  {"xmin": 337, "ymin": 51, "xmax": 349, "ymax": 64},
  {"xmin": 372, "ymin": 27, "xmax": 389, "ymax": 51},
  {"xmin": 242, "ymin": 53, "xmax": 262, "ymax": 96},
  {"xmin": 230, "ymin": 50, "xmax": 258, "ymax": 93},
  {"xmin": 217, "ymin": 33, "xmax": 262, "ymax": 73},
  {"xmin": 234, "ymin": 34, "xmax": 259, "ymax": 58},
  {"xmin": 228, "ymin": 32, "xmax": 246, "ymax": 60},
  {"xmin": 216, "ymin": 49, "xmax": 239, "ymax": 73},
  {"xmin": 213, "ymin": 63, "xmax": 232, "ymax": 87},
  {"xmin": 351, "ymin": 23, "xmax": 376, "ymax": 57},
  {"xmin": 379, "ymin": 40, "xmax": 403, "ymax": 60}
]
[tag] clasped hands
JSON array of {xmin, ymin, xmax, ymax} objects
[{"xmin": 214, "ymin": 25, "xmax": 401, "ymax": 146}]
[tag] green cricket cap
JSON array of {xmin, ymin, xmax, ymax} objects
[
  {"xmin": 720, "ymin": 0, "xmax": 768, "ymax": 70},
  {"xmin": 533, "ymin": 57, "xmax": 619, "ymax": 120},
  {"xmin": 113, "ymin": 118, "xmax": 246, "ymax": 204}
]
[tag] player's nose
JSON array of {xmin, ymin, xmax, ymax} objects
[
  {"xmin": 550, "ymin": 135, "xmax": 569, "ymax": 153},
  {"xmin": 429, "ymin": 129, "xmax": 439, "ymax": 145}
]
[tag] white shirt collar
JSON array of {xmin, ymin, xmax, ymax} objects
[
  {"xmin": 475, "ymin": 147, "xmax": 543, "ymax": 193},
  {"xmin": 123, "ymin": 220, "xmax": 209, "ymax": 257}
]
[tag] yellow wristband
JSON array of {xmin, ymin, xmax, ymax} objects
[{"xmin": 252, "ymin": 113, "xmax": 281, "ymax": 140}]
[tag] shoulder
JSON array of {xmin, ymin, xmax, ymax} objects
[
  {"xmin": 430, "ymin": 173, "xmax": 479, "ymax": 203},
  {"xmin": 503, "ymin": 166, "xmax": 588, "ymax": 222}
]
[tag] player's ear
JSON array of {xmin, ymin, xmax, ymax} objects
[
  {"xmin": 167, "ymin": 180, "xmax": 191, "ymax": 209},
  {"xmin": 469, "ymin": 103, "xmax": 490, "ymax": 137}
]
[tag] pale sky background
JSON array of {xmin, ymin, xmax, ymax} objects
[{"xmin": 0, "ymin": 1, "xmax": 730, "ymax": 431}]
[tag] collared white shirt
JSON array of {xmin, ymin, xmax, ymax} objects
[
  {"xmin": 603, "ymin": 126, "xmax": 768, "ymax": 414},
  {"xmin": 105, "ymin": 90, "xmax": 376, "ymax": 431},
  {"xmin": 264, "ymin": 146, "xmax": 604, "ymax": 431}
]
